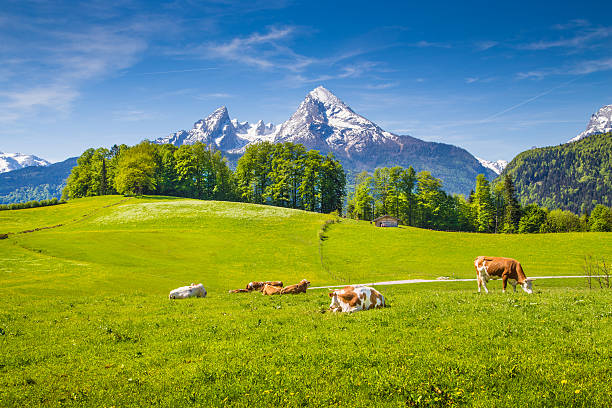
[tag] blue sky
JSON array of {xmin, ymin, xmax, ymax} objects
[{"xmin": 1, "ymin": 0, "xmax": 611, "ymax": 163}]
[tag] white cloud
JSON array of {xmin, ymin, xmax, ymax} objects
[
  {"xmin": 205, "ymin": 26, "xmax": 314, "ymax": 71},
  {"xmin": 0, "ymin": 18, "xmax": 151, "ymax": 123},
  {"xmin": 519, "ymin": 27, "xmax": 612, "ymax": 50},
  {"xmin": 475, "ymin": 41, "xmax": 498, "ymax": 51},
  {"xmin": 571, "ymin": 57, "xmax": 612, "ymax": 74}
]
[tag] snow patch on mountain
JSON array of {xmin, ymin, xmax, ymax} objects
[
  {"xmin": 476, "ymin": 157, "xmax": 508, "ymax": 175},
  {"xmin": 570, "ymin": 104, "xmax": 612, "ymax": 142},
  {"xmin": 0, "ymin": 152, "xmax": 50, "ymax": 173},
  {"xmin": 274, "ymin": 86, "xmax": 400, "ymax": 156},
  {"xmin": 155, "ymin": 106, "xmax": 278, "ymax": 152}
]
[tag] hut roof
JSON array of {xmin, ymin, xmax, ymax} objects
[{"xmin": 373, "ymin": 215, "xmax": 399, "ymax": 222}]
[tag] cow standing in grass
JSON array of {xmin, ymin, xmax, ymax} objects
[
  {"xmin": 328, "ymin": 286, "xmax": 385, "ymax": 313},
  {"xmin": 474, "ymin": 256, "xmax": 533, "ymax": 294},
  {"xmin": 169, "ymin": 283, "xmax": 207, "ymax": 299}
]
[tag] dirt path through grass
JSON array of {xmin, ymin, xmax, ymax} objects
[{"xmin": 309, "ymin": 275, "xmax": 598, "ymax": 289}]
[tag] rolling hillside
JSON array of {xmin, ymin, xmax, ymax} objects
[
  {"xmin": 1, "ymin": 197, "xmax": 611, "ymax": 407},
  {"xmin": 2, "ymin": 196, "xmax": 608, "ymax": 295},
  {"xmin": 500, "ymin": 132, "xmax": 611, "ymax": 213}
]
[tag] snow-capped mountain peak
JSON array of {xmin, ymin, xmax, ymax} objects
[
  {"xmin": 274, "ymin": 86, "xmax": 395, "ymax": 154},
  {"xmin": 308, "ymin": 86, "xmax": 346, "ymax": 107},
  {"xmin": 156, "ymin": 105, "xmax": 249, "ymax": 151},
  {"xmin": 0, "ymin": 152, "xmax": 50, "ymax": 173},
  {"xmin": 476, "ymin": 157, "xmax": 508, "ymax": 175},
  {"xmin": 570, "ymin": 104, "xmax": 612, "ymax": 142}
]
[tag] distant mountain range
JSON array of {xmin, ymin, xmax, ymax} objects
[
  {"xmin": 155, "ymin": 86, "xmax": 497, "ymax": 194},
  {"xmin": 476, "ymin": 157, "xmax": 508, "ymax": 175},
  {"xmin": 0, "ymin": 157, "xmax": 77, "ymax": 204},
  {"xmin": 3, "ymin": 93, "xmax": 610, "ymax": 208},
  {"xmin": 0, "ymin": 152, "xmax": 50, "ymax": 173}
]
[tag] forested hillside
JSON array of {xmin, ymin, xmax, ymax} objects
[
  {"xmin": 500, "ymin": 133, "xmax": 611, "ymax": 213},
  {"xmin": 0, "ymin": 157, "xmax": 77, "ymax": 204}
]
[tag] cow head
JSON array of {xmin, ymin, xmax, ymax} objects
[
  {"xmin": 521, "ymin": 279, "xmax": 533, "ymax": 294},
  {"xmin": 328, "ymin": 290, "xmax": 341, "ymax": 311}
]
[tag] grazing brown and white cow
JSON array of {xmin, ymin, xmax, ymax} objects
[
  {"xmin": 169, "ymin": 283, "xmax": 207, "ymax": 299},
  {"xmin": 474, "ymin": 256, "xmax": 533, "ymax": 294},
  {"xmin": 261, "ymin": 284, "xmax": 282, "ymax": 296},
  {"xmin": 280, "ymin": 279, "xmax": 310, "ymax": 294},
  {"xmin": 246, "ymin": 281, "xmax": 283, "ymax": 292},
  {"xmin": 328, "ymin": 286, "xmax": 385, "ymax": 313}
]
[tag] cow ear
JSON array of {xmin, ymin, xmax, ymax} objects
[{"xmin": 328, "ymin": 292, "xmax": 334, "ymax": 297}]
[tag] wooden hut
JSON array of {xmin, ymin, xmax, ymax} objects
[{"xmin": 373, "ymin": 215, "xmax": 399, "ymax": 227}]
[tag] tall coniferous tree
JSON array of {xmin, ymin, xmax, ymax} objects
[
  {"xmin": 502, "ymin": 174, "xmax": 521, "ymax": 233},
  {"xmin": 473, "ymin": 174, "xmax": 494, "ymax": 232}
]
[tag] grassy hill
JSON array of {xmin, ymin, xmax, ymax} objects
[
  {"xmin": 1, "ymin": 197, "xmax": 611, "ymax": 406},
  {"xmin": 500, "ymin": 132, "xmax": 612, "ymax": 213}
]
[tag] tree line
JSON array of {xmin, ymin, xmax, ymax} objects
[
  {"xmin": 347, "ymin": 166, "xmax": 612, "ymax": 232},
  {"xmin": 63, "ymin": 141, "xmax": 346, "ymax": 214}
]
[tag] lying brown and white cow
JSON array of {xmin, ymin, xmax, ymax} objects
[
  {"xmin": 169, "ymin": 283, "xmax": 207, "ymax": 299},
  {"xmin": 246, "ymin": 281, "xmax": 283, "ymax": 292},
  {"xmin": 261, "ymin": 284, "xmax": 282, "ymax": 295},
  {"xmin": 228, "ymin": 288, "xmax": 250, "ymax": 293},
  {"xmin": 474, "ymin": 256, "xmax": 533, "ymax": 294},
  {"xmin": 328, "ymin": 285, "xmax": 385, "ymax": 313},
  {"xmin": 280, "ymin": 279, "xmax": 310, "ymax": 294}
]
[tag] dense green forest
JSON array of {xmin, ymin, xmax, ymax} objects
[
  {"xmin": 63, "ymin": 141, "xmax": 346, "ymax": 214},
  {"xmin": 501, "ymin": 132, "xmax": 612, "ymax": 213},
  {"xmin": 347, "ymin": 167, "xmax": 612, "ymax": 233}
]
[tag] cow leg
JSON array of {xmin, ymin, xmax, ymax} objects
[
  {"xmin": 481, "ymin": 278, "xmax": 489, "ymax": 294},
  {"xmin": 502, "ymin": 276, "xmax": 508, "ymax": 293},
  {"xmin": 477, "ymin": 274, "xmax": 482, "ymax": 293},
  {"xmin": 511, "ymin": 281, "xmax": 517, "ymax": 292}
]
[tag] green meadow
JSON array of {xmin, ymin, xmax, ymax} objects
[{"xmin": 1, "ymin": 196, "xmax": 611, "ymax": 407}]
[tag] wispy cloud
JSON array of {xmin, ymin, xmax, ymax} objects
[
  {"xmin": 518, "ymin": 26, "xmax": 612, "ymax": 50},
  {"xmin": 0, "ymin": 85, "xmax": 79, "ymax": 114},
  {"xmin": 195, "ymin": 93, "xmax": 234, "ymax": 99},
  {"xmin": 204, "ymin": 26, "xmax": 314, "ymax": 71},
  {"xmin": 412, "ymin": 40, "xmax": 452, "ymax": 48},
  {"xmin": 364, "ymin": 82, "xmax": 399, "ymax": 90},
  {"xmin": 0, "ymin": 13, "xmax": 154, "ymax": 123},
  {"xmin": 571, "ymin": 57, "xmax": 612, "ymax": 74},
  {"xmin": 517, "ymin": 56, "xmax": 612, "ymax": 80},
  {"xmin": 475, "ymin": 41, "xmax": 498, "ymax": 51},
  {"xmin": 112, "ymin": 109, "xmax": 156, "ymax": 122},
  {"xmin": 139, "ymin": 67, "xmax": 218, "ymax": 75},
  {"xmin": 552, "ymin": 19, "xmax": 590, "ymax": 31}
]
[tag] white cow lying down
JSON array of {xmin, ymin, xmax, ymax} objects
[
  {"xmin": 169, "ymin": 283, "xmax": 207, "ymax": 299},
  {"xmin": 328, "ymin": 285, "xmax": 385, "ymax": 313}
]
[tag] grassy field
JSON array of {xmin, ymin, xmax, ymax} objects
[{"xmin": 1, "ymin": 196, "xmax": 611, "ymax": 407}]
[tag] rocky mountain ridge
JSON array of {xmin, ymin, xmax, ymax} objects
[
  {"xmin": 0, "ymin": 152, "xmax": 50, "ymax": 174},
  {"xmin": 570, "ymin": 104, "xmax": 612, "ymax": 142}
]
